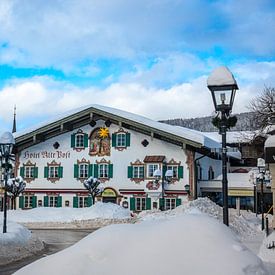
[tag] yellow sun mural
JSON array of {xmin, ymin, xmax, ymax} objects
[{"xmin": 98, "ymin": 127, "xmax": 109, "ymax": 139}]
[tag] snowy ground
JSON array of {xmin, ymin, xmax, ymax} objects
[{"xmin": 1, "ymin": 199, "xmax": 275, "ymax": 274}]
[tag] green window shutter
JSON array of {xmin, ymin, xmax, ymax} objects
[
  {"xmin": 88, "ymin": 164, "xmax": 93, "ymax": 177},
  {"xmin": 57, "ymin": 196, "xmax": 62, "ymax": 207},
  {"xmin": 74, "ymin": 164, "xmax": 79, "ymax": 178},
  {"xmin": 159, "ymin": 198, "xmax": 164, "ymax": 209},
  {"xmin": 20, "ymin": 167, "xmax": 24, "ymax": 177},
  {"xmin": 84, "ymin": 133, "xmax": 89, "ymax": 148},
  {"xmin": 87, "ymin": 196, "xmax": 92, "ymax": 207},
  {"xmin": 176, "ymin": 198, "xmax": 182, "ymax": 207},
  {"xmin": 126, "ymin": 133, "xmax": 131, "ymax": 147},
  {"xmin": 34, "ymin": 167, "xmax": 38, "ymax": 178},
  {"xmin": 19, "ymin": 196, "xmax": 24, "ymax": 209},
  {"xmin": 146, "ymin": 197, "xmax": 151, "ymax": 210},
  {"xmin": 162, "ymin": 165, "xmax": 167, "ymax": 178},
  {"xmin": 44, "ymin": 196, "xmax": 49, "ymax": 207},
  {"xmin": 32, "ymin": 196, "xmax": 37, "ymax": 208},
  {"xmin": 108, "ymin": 164, "xmax": 113, "ymax": 178},
  {"xmin": 178, "ymin": 166, "xmax": 184, "ymax": 178},
  {"xmin": 58, "ymin": 166, "xmax": 63, "ymax": 178},
  {"xmin": 94, "ymin": 164, "xmax": 98, "ymax": 178},
  {"xmin": 130, "ymin": 197, "xmax": 135, "ymax": 211},
  {"xmin": 73, "ymin": 197, "xmax": 78, "ymax": 208},
  {"xmin": 127, "ymin": 166, "xmax": 133, "ymax": 178},
  {"xmin": 44, "ymin": 167, "xmax": 49, "ymax": 178},
  {"xmin": 71, "ymin": 134, "xmax": 76, "ymax": 148},
  {"xmin": 140, "ymin": 166, "xmax": 144, "ymax": 178},
  {"xmin": 112, "ymin": 133, "xmax": 117, "ymax": 147}
]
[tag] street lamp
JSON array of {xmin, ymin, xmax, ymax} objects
[
  {"xmin": 257, "ymin": 158, "xmax": 266, "ymax": 231},
  {"xmin": 153, "ymin": 169, "xmax": 173, "ymax": 211},
  {"xmin": 0, "ymin": 132, "xmax": 15, "ymax": 233},
  {"xmin": 207, "ymin": 66, "xmax": 239, "ymax": 226}
]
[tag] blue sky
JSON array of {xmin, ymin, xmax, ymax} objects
[{"xmin": 0, "ymin": 0, "xmax": 274, "ymax": 132}]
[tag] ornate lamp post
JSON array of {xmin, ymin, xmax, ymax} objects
[
  {"xmin": 257, "ymin": 158, "xmax": 266, "ymax": 231},
  {"xmin": 83, "ymin": 177, "xmax": 104, "ymax": 205},
  {"xmin": 153, "ymin": 169, "xmax": 173, "ymax": 211},
  {"xmin": 0, "ymin": 132, "xmax": 15, "ymax": 233},
  {"xmin": 207, "ymin": 66, "xmax": 239, "ymax": 226}
]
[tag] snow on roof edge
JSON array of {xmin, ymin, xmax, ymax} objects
[{"xmin": 14, "ymin": 104, "xmax": 222, "ymax": 149}]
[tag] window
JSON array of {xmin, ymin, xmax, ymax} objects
[
  {"xmin": 117, "ymin": 133, "xmax": 126, "ymax": 147},
  {"xmin": 133, "ymin": 166, "xmax": 144, "ymax": 178},
  {"xmin": 49, "ymin": 196, "xmax": 58, "ymax": 207},
  {"xmin": 167, "ymin": 165, "xmax": 178, "ymax": 178},
  {"xmin": 79, "ymin": 164, "xmax": 88, "ymax": 178},
  {"xmin": 76, "ymin": 133, "xmax": 84, "ymax": 148},
  {"xmin": 49, "ymin": 166, "xmax": 59, "ymax": 178},
  {"xmin": 44, "ymin": 161, "xmax": 63, "ymax": 182},
  {"xmin": 147, "ymin": 164, "xmax": 159, "ymax": 178},
  {"xmin": 112, "ymin": 129, "xmax": 130, "ymax": 150},
  {"xmin": 165, "ymin": 198, "xmax": 176, "ymax": 210},
  {"xmin": 99, "ymin": 164, "xmax": 109, "ymax": 178},
  {"xmin": 78, "ymin": 196, "xmax": 89, "ymax": 208},
  {"xmin": 136, "ymin": 197, "xmax": 146, "ymax": 211},
  {"xmin": 24, "ymin": 196, "xmax": 33, "ymax": 208},
  {"xmin": 25, "ymin": 166, "xmax": 35, "ymax": 178},
  {"xmin": 71, "ymin": 130, "xmax": 88, "ymax": 150},
  {"xmin": 20, "ymin": 161, "xmax": 38, "ymax": 181}
]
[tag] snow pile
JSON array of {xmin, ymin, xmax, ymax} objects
[
  {"xmin": 258, "ymin": 231, "xmax": 275, "ymax": 263},
  {"xmin": 7, "ymin": 202, "xmax": 131, "ymax": 223},
  {"xmin": 138, "ymin": 198, "xmax": 261, "ymax": 239},
  {"xmin": 0, "ymin": 221, "xmax": 31, "ymax": 245},
  {"xmin": 15, "ymin": 213, "xmax": 267, "ymax": 275},
  {"xmin": 0, "ymin": 221, "xmax": 44, "ymax": 265}
]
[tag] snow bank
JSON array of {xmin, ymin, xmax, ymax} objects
[
  {"xmin": 7, "ymin": 202, "xmax": 131, "ymax": 223},
  {"xmin": 138, "ymin": 198, "xmax": 261, "ymax": 239},
  {"xmin": 14, "ymin": 213, "xmax": 267, "ymax": 275},
  {"xmin": 0, "ymin": 221, "xmax": 31, "ymax": 245},
  {"xmin": 258, "ymin": 231, "xmax": 275, "ymax": 263},
  {"xmin": 0, "ymin": 221, "xmax": 44, "ymax": 265}
]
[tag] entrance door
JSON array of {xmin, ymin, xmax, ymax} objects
[{"xmin": 102, "ymin": 197, "xmax": 117, "ymax": 204}]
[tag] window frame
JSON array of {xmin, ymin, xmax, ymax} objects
[
  {"xmin": 49, "ymin": 166, "xmax": 59, "ymax": 178},
  {"xmin": 99, "ymin": 163, "xmax": 109, "ymax": 179},
  {"xmin": 116, "ymin": 132, "xmax": 126, "ymax": 147},
  {"xmin": 79, "ymin": 163, "xmax": 89, "ymax": 179},
  {"xmin": 146, "ymin": 163, "xmax": 160, "ymax": 178},
  {"xmin": 165, "ymin": 198, "xmax": 176, "ymax": 210},
  {"xmin": 133, "ymin": 165, "xmax": 144, "ymax": 179},
  {"xmin": 166, "ymin": 165, "xmax": 178, "ymax": 179},
  {"xmin": 24, "ymin": 196, "xmax": 33, "ymax": 208},
  {"xmin": 25, "ymin": 166, "xmax": 35, "ymax": 179},
  {"xmin": 135, "ymin": 197, "xmax": 146, "ymax": 211},
  {"xmin": 49, "ymin": 196, "xmax": 58, "ymax": 207},
  {"xmin": 78, "ymin": 196, "xmax": 89, "ymax": 208},
  {"xmin": 75, "ymin": 133, "xmax": 85, "ymax": 148}
]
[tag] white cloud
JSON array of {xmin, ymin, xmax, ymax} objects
[
  {"xmin": 0, "ymin": 0, "xmax": 273, "ymax": 72},
  {"xmin": 0, "ymin": 59, "xmax": 274, "ymax": 132}
]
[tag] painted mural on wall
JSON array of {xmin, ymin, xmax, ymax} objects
[{"xmin": 89, "ymin": 127, "xmax": 111, "ymax": 157}]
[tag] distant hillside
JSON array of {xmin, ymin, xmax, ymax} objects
[{"xmin": 160, "ymin": 112, "xmax": 259, "ymax": 132}]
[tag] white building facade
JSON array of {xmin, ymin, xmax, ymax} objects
[{"xmin": 14, "ymin": 105, "xmax": 222, "ymax": 212}]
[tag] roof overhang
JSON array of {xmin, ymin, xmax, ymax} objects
[{"xmin": 15, "ymin": 106, "xmax": 202, "ymax": 151}]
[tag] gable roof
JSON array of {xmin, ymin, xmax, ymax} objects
[{"xmin": 14, "ymin": 104, "xmax": 221, "ymax": 151}]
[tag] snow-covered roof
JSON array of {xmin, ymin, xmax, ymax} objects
[
  {"xmin": 207, "ymin": 66, "xmax": 238, "ymax": 88},
  {"xmin": 203, "ymin": 131, "xmax": 258, "ymax": 144},
  {"xmin": 14, "ymin": 104, "xmax": 222, "ymax": 150}
]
